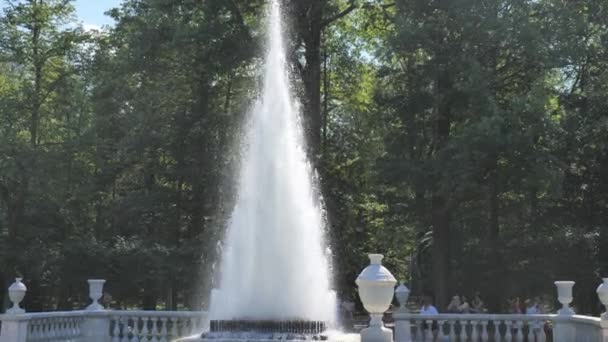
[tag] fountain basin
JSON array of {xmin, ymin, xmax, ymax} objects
[{"xmin": 176, "ymin": 330, "xmax": 360, "ymax": 342}]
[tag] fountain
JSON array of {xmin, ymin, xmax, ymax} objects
[{"xmin": 185, "ymin": 0, "xmax": 337, "ymax": 340}]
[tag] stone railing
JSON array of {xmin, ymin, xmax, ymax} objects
[
  {"xmin": 25, "ymin": 311, "xmax": 86, "ymax": 341},
  {"xmin": 356, "ymin": 253, "xmax": 608, "ymax": 342},
  {"xmin": 109, "ymin": 310, "xmax": 206, "ymax": 341},
  {"xmin": 393, "ymin": 313, "xmax": 556, "ymax": 341},
  {"xmin": 0, "ymin": 278, "xmax": 207, "ymax": 342}
]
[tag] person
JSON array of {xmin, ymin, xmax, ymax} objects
[
  {"xmin": 420, "ymin": 296, "xmax": 439, "ymax": 315},
  {"xmin": 510, "ymin": 297, "xmax": 523, "ymax": 314},
  {"xmin": 472, "ymin": 292, "xmax": 486, "ymax": 313},
  {"xmin": 102, "ymin": 291, "xmax": 113, "ymax": 308},
  {"xmin": 459, "ymin": 296, "xmax": 471, "ymax": 313},
  {"xmin": 447, "ymin": 295, "xmax": 461, "ymax": 313},
  {"xmin": 526, "ymin": 297, "xmax": 543, "ymax": 338},
  {"xmin": 525, "ymin": 298, "xmax": 540, "ymax": 315},
  {"xmin": 420, "ymin": 296, "xmax": 439, "ymax": 336}
]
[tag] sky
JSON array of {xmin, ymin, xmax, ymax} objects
[{"xmin": 74, "ymin": 0, "xmax": 122, "ymax": 29}]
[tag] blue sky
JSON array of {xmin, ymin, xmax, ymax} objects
[{"xmin": 74, "ymin": 0, "xmax": 122, "ymax": 29}]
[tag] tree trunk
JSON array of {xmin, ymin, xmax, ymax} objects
[
  {"xmin": 301, "ymin": 2, "xmax": 324, "ymax": 158},
  {"xmin": 486, "ymin": 165, "xmax": 502, "ymax": 312},
  {"xmin": 431, "ymin": 195, "xmax": 450, "ymax": 309},
  {"xmin": 431, "ymin": 64, "xmax": 452, "ymax": 309}
]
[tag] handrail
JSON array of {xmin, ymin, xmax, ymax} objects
[
  {"xmin": 110, "ymin": 310, "xmax": 206, "ymax": 318},
  {"xmin": 392, "ymin": 312, "xmax": 558, "ymax": 321}
]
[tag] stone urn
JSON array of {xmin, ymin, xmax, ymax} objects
[
  {"xmin": 7, "ymin": 277, "xmax": 27, "ymax": 314},
  {"xmin": 596, "ymin": 278, "xmax": 608, "ymax": 320},
  {"xmin": 555, "ymin": 281, "xmax": 575, "ymax": 315},
  {"xmin": 86, "ymin": 279, "xmax": 106, "ymax": 311},
  {"xmin": 394, "ymin": 283, "xmax": 410, "ymax": 312},
  {"xmin": 356, "ymin": 254, "xmax": 397, "ymax": 342}
]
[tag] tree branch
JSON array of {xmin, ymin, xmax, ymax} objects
[
  {"xmin": 321, "ymin": 3, "xmax": 357, "ymax": 28},
  {"xmin": 321, "ymin": 2, "xmax": 396, "ymax": 29}
]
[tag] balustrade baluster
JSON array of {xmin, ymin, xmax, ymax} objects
[
  {"xmin": 29, "ymin": 321, "xmax": 38, "ymax": 341},
  {"xmin": 77, "ymin": 317, "xmax": 82, "ymax": 338},
  {"xmin": 37, "ymin": 318, "xmax": 45, "ymax": 340},
  {"xmin": 58, "ymin": 317, "xmax": 65, "ymax": 338},
  {"xmin": 414, "ymin": 320, "xmax": 423, "ymax": 341},
  {"xmin": 140, "ymin": 316, "xmax": 150, "ymax": 340},
  {"xmin": 480, "ymin": 321, "xmax": 489, "ymax": 341},
  {"xmin": 150, "ymin": 317, "xmax": 159, "ymax": 340},
  {"xmin": 45, "ymin": 318, "xmax": 54, "ymax": 339},
  {"xmin": 448, "ymin": 321, "xmax": 457, "ymax": 341},
  {"xmin": 131, "ymin": 317, "xmax": 141, "ymax": 342},
  {"xmin": 515, "ymin": 321, "xmax": 524, "ymax": 341},
  {"xmin": 504, "ymin": 321, "xmax": 512, "ymax": 342},
  {"xmin": 493, "ymin": 321, "xmax": 501, "ymax": 342},
  {"xmin": 112, "ymin": 316, "xmax": 121, "ymax": 342},
  {"xmin": 158, "ymin": 317, "xmax": 168, "ymax": 342},
  {"xmin": 62, "ymin": 317, "xmax": 69, "ymax": 338},
  {"xmin": 38, "ymin": 320, "xmax": 45, "ymax": 341},
  {"xmin": 72, "ymin": 317, "xmax": 79, "ymax": 338},
  {"xmin": 425, "ymin": 320, "xmax": 434, "ymax": 341},
  {"xmin": 170, "ymin": 317, "xmax": 179, "ymax": 339},
  {"xmin": 471, "ymin": 320, "xmax": 480, "ymax": 341},
  {"xmin": 67, "ymin": 317, "xmax": 73, "ymax": 338},
  {"xmin": 189, "ymin": 317, "xmax": 198, "ymax": 335},
  {"xmin": 119, "ymin": 317, "xmax": 130, "ymax": 342},
  {"xmin": 458, "ymin": 320, "xmax": 467, "ymax": 341}
]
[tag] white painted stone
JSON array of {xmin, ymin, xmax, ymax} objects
[
  {"xmin": 0, "ymin": 316, "xmax": 28, "ymax": 342},
  {"xmin": 597, "ymin": 278, "xmax": 608, "ymax": 320},
  {"xmin": 86, "ymin": 279, "xmax": 106, "ymax": 311},
  {"xmin": 356, "ymin": 254, "xmax": 396, "ymax": 342},
  {"xmin": 394, "ymin": 283, "xmax": 410, "ymax": 312},
  {"xmin": 555, "ymin": 281, "xmax": 575, "ymax": 315},
  {"xmin": 393, "ymin": 283, "xmax": 411, "ymax": 342},
  {"xmin": 7, "ymin": 277, "xmax": 26, "ymax": 314},
  {"xmin": 554, "ymin": 281, "xmax": 576, "ymax": 342}
]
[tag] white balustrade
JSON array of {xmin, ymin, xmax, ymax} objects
[
  {"xmin": 386, "ymin": 275, "xmax": 608, "ymax": 342},
  {"xmin": 109, "ymin": 310, "xmax": 208, "ymax": 342},
  {"xmin": 394, "ymin": 312, "xmax": 552, "ymax": 342},
  {"xmin": 0, "ymin": 278, "xmax": 209, "ymax": 342},
  {"xmin": 26, "ymin": 312, "xmax": 85, "ymax": 342}
]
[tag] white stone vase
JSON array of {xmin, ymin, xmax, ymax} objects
[
  {"xmin": 86, "ymin": 279, "xmax": 106, "ymax": 311},
  {"xmin": 7, "ymin": 277, "xmax": 27, "ymax": 314},
  {"xmin": 555, "ymin": 281, "xmax": 575, "ymax": 315},
  {"xmin": 356, "ymin": 254, "xmax": 397, "ymax": 342},
  {"xmin": 394, "ymin": 283, "xmax": 410, "ymax": 312},
  {"xmin": 596, "ymin": 278, "xmax": 608, "ymax": 320}
]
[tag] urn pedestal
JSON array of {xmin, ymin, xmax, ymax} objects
[
  {"xmin": 7, "ymin": 277, "xmax": 27, "ymax": 314},
  {"xmin": 393, "ymin": 283, "xmax": 412, "ymax": 342},
  {"xmin": 597, "ymin": 278, "xmax": 608, "ymax": 320},
  {"xmin": 86, "ymin": 279, "xmax": 106, "ymax": 311},
  {"xmin": 555, "ymin": 281, "xmax": 575, "ymax": 315},
  {"xmin": 356, "ymin": 254, "xmax": 397, "ymax": 342}
]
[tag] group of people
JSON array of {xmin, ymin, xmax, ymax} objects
[
  {"xmin": 418, "ymin": 293, "xmax": 545, "ymax": 315},
  {"xmin": 446, "ymin": 292, "xmax": 486, "ymax": 313},
  {"xmin": 419, "ymin": 292, "xmax": 487, "ymax": 315},
  {"xmin": 509, "ymin": 296, "xmax": 544, "ymax": 315}
]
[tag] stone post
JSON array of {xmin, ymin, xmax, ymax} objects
[
  {"xmin": 82, "ymin": 279, "xmax": 111, "ymax": 342},
  {"xmin": 393, "ymin": 283, "xmax": 412, "ymax": 342},
  {"xmin": 597, "ymin": 278, "xmax": 608, "ymax": 341},
  {"xmin": 553, "ymin": 281, "xmax": 576, "ymax": 342},
  {"xmin": 0, "ymin": 278, "xmax": 29, "ymax": 342},
  {"xmin": 356, "ymin": 254, "xmax": 397, "ymax": 342}
]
